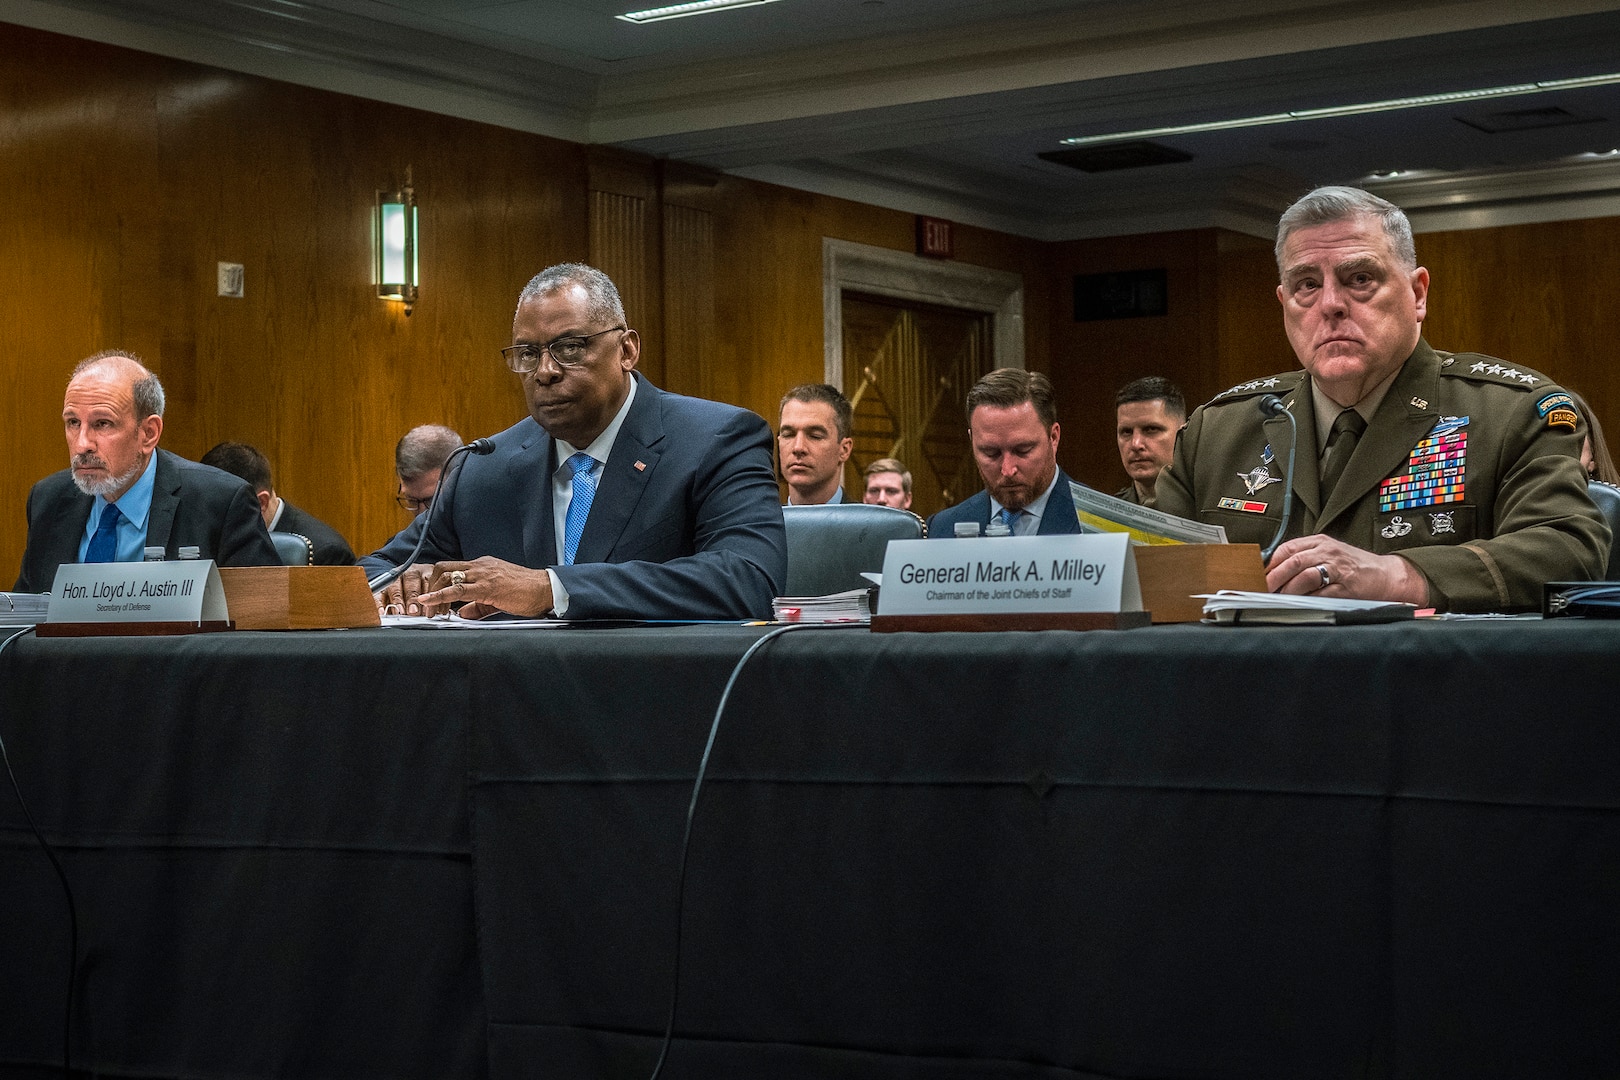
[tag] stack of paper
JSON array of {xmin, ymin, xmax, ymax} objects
[
  {"xmin": 772, "ymin": 588, "xmax": 872, "ymax": 624},
  {"xmin": 1197, "ymin": 590, "xmax": 1417, "ymax": 625},
  {"xmin": 0, "ymin": 592, "xmax": 50, "ymax": 625}
]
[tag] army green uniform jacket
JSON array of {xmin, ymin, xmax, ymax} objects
[{"xmin": 1156, "ymin": 340, "xmax": 1610, "ymax": 612}]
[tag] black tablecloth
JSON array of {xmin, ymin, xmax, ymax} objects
[{"xmin": 3, "ymin": 620, "xmax": 1618, "ymax": 1078}]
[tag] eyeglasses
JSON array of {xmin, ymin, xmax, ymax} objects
[
  {"xmin": 396, "ymin": 494, "xmax": 430, "ymax": 512},
  {"xmin": 500, "ymin": 327, "xmax": 626, "ymax": 373}
]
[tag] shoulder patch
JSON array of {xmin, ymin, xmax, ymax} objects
[
  {"xmin": 1210, "ymin": 371, "xmax": 1302, "ymax": 403},
  {"xmin": 1442, "ymin": 353, "xmax": 1545, "ymax": 389},
  {"xmin": 1536, "ymin": 391, "xmax": 1574, "ymax": 417}
]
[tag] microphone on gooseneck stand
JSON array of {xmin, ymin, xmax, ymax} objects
[
  {"xmin": 367, "ymin": 439, "xmax": 496, "ymax": 592},
  {"xmin": 1256, "ymin": 394, "xmax": 1297, "ymax": 565}
]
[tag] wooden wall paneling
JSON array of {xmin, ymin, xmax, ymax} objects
[
  {"xmin": 1418, "ymin": 216, "xmax": 1620, "ymax": 446},
  {"xmin": 662, "ymin": 204, "xmax": 716, "ymax": 400},
  {"xmin": 1215, "ymin": 229, "xmax": 1297, "ymax": 400},
  {"xmin": 0, "ymin": 22, "xmax": 592, "ymax": 570},
  {"xmin": 168, "ymin": 74, "xmax": 587, "ymax": 556},
  {"xmin": 702, "ymin": 175, "xmax": 1051, "ymax": 440},
  {"xmin": 1045, "ymin": 230, "xmax": 1221, "ymax": 493},
  {"xmin": 0, "ymin": 24, "xmax": 167, "ymax": 582},
  {"xmin": 588, "ymin": 148, "xmax": 661, "ymax": 387}
]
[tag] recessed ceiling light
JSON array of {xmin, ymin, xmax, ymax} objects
[
  {"xmin": 617, "ymin": 0, "xmax": 782, "ymax": 23},
  {"xmin": 1058, "ymin": 71, "xmax": 1620, "ymax": 148}
]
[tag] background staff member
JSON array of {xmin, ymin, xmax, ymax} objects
[
  {"xmin": 778, "ymin": 383, "xmax": 853, "ymax": 505},
  {"xmin": 862, "ymin": 457, "xmax": 912, "ymax": 510},
  {"xmin": 927, "ymin": 368, "xmax": 1082, "ymax": 539},
  {"xmin": 1113, "ymin": 376, "xmax": 1185, "ymax": 506}
]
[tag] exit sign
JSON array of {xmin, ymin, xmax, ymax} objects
[{"xmin": 916, "ymin": 216, "xmax": 953, "ymax": 258}]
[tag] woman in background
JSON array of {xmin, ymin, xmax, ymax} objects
[{"xmin": 1571, "ymin": 391, "xmax": 1619, "ymax": 485}]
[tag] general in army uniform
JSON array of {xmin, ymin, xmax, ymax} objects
[{"xmin": 1156, "ymin": 186, "xmax": 1608, "ymax": 613}]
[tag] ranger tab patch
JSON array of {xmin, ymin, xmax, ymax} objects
[{"xmin": 1537, "ymin": 392, "xmax": 1579, "ymax": 431}]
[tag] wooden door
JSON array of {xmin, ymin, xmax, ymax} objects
[{"xmin": 841, "ymin": 291, "xmax": 993, "ymax": 519}]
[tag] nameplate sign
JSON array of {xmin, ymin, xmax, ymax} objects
[
  {"xmin": 47, "ymin": 561, "xmax": 229, "ymax": 625},
  {"xmin": 878, "ymin": 534, "xmax": 1142, "ymax": 616}
]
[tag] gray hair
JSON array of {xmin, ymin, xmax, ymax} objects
[
  {"xmin": 517, "ymin": 264, "xmax": 626, "ymax": 327},
  {"xmin": 396, "ymin": 424, "xmax": 463, "ymax": 480},
  {"xmin": 1275, "ymin": 186, "xmax": 1416, "ymax": 276},
  {"xmin": 73, "ymin": 349, "xmax": 166, "ymax": 419}
]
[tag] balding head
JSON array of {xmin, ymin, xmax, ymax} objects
[{"xmin": 64, "ymin": 349, "xmax": 165, "ymax": 499}]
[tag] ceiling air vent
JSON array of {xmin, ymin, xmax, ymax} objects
[
  {"xmin": 1039, "ymin": 141, "xmax": 1193, "ymax": 173},
  {"xmin": 1456, "ymin": 106, "xmax": 1601, "ymax": 134}
]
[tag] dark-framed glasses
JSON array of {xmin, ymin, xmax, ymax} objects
[
  {"xmin": 501, "ymin": 327, "xmax": 626, "ymax": 373},
  {"xmin": 396, "ymin": 494, "xmax": 430, "ymax": 512}
]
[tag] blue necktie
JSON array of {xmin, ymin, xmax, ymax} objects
[
  {"xmin": 86, "ymin": 502, "xmax": 123, "ymax": 563},
  {"xmin": 998, "ymin": 507, "xmax": 1021, "ymax": 535},
  {"xmin": 562, "ymin": 453, "xmax": 598, "ymax": 566}
]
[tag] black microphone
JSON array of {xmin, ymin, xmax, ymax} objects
[
  {"xmin": 367, "ymin": 439, "xmax": 496, "ymax": 592},
  {"xmin": 1256, "ymin": 394, "xmax": 1296, "ymax": 564}
]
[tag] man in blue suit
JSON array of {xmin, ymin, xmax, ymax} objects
[
  {"xmin": 362, "ymin": 264, "xmax": 786, "ymax": 621},
  {"xmin": 927, "ymin": 368, "xmax": 1083, "ymax": 539},
  {"xmin": 16, "ymin": 351, "xmax": 278, "ymax": 592}
]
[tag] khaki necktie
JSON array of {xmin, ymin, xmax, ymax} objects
[{"xmin": 1319, "ymin": 408, "xmax": 1367, "ymax": 504}]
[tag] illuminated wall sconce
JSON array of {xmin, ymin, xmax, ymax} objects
[{"xmin": 375, "ymin": 166, "xmax": 419, "ymax": 315}]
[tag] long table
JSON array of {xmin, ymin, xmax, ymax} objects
[{"xmin": 2, "ymin": 620, "xmax": 1617, "ymax": 1079}]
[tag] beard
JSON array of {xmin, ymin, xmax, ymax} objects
[{"xmin": 71, "ymin": 452, "xmax": 145, "ymax": 497}]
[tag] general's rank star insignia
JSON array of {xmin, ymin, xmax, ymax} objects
[{"xmin": 1238, "ymin": 466, "xmax": 1283, "ymax": 495}]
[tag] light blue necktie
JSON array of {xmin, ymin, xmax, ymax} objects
[
  {"xmin": 86, "ymin": 502, "xmax": 123, "ymax": 563},
  {"xmin": 998, "ymin": 507, "xmax": 1021, "ymax": 535},
  {"xmin": 562, "ymin": 452, "xmax": 598, "ymax": 566}
]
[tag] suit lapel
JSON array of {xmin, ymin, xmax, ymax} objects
[
  {"xmin": 145, "ymin": 451, "xmax": 182, "ymax": 554},
  {"xmin": 576, "ymin": 377, "xmax": 663, "ymax": 564},
  {"xmin": 1317, "ymin": 347, "xmax": 1438, "ymax": 531},
  {"xmin": 47, "ymin": 488, "xmax": 95, "ymax": 570},
  {"xmin": 1038, "ymin": 472, "xmax": 1076, "ymax": 534},
  {"xmin": 511, "ymin": 428, "xmax": 559, "ymax": 567}
]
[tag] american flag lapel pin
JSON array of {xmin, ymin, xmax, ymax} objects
[{"xmin": 634, "ymin": 460, "xmax": 647, "ymax": 472}]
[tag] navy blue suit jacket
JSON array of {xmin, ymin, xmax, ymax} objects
[
  {"xmin": 360, "ymin": 375, "xmax": 787, "ymax": 620},
  {"xmin": 15, "ymin": 449, "xmax": 279, "ymax": 592},
  {"xmin": 926, "ymin": 470, "xmax": 1084, "ymax": 539}
]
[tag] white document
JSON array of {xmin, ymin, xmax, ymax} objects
[
  {"xmin": 1197, "ymin": 590, "xmax": 1416, "ymax": 625},
  {"xmin": 381, "ymin": 613, "xmax": 569, "ymax": 629},
  {"xmin": 1068, "ymin": 481, "xmax": 1228, "ymax": 545}
]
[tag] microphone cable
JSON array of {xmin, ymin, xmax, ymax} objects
[
  {"xmin": 646, "ymin": 620, "xmax": 866, "ymax": 1080},
  {"xmin": 0, "ymin": 625, "xmax": 78, "ymax": 1075},
  {"xmin": 367, "ymin": 438, "xmax": 495, "ymax": 593},
  {"xmin": 1257, "ymin": 393, "xmax": 1298, "ymax": 564}
]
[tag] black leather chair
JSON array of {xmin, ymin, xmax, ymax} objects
[
  {"xmin": 269, "ymin": 530, "xmax": 314, "ymax": 567},
  {"xmin": 1587, "ymin": 481, "xmax": 1620, "ymax": 579},
  {"xmin": 781, "ymin": 503, "xmax": 925, "ymax": 596}
]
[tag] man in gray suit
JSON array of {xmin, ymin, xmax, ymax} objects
[{"xmin": 15, "ymin": 351, "xmax": 277, "ymax": 591}]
